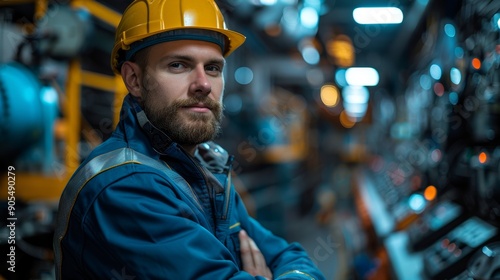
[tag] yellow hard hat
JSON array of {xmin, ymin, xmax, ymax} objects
[{"xmin": 111, "ymin": 0, "xmax": 246, "ymax": 74}]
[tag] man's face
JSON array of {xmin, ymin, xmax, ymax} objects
[{"xmin": 139, "ymin": 40, "xmax": 225, "ymax": 146}]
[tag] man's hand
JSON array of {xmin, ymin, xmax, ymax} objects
[{"xmin": 239, "ymin": 230, "xmax": 273, "ymax": 280}]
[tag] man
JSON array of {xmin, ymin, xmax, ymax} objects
[{"xmin": 53, "ymin": 0, "xmax": 326, "ymax": 279}]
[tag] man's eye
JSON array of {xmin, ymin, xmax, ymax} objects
[
  {"xmin": 169, "ymin": 62, "xmax": 185, "ymax": 69},
  {"xmin": 206, "ymin": 65, "xmax": 222, "ymax": 72}
]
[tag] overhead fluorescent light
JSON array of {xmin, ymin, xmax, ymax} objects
[
  {"xmin": 258, "ymin": 0, "xmax": 278, "ymax": 6},
  {"xmin": 345, "ymin": 67, "xmax": 379, "ymax": 86},
  {"xmin": 353, "ymin": 7, "xmax": 404, "ymax": 24}
]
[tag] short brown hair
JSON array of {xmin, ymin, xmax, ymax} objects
[{"xmin": 130, "ymin": 47, "xmax": 151, "ymax": 72}]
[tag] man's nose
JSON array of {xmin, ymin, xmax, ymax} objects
[{"xmin": 190, "ymin": 66, "xmax": 212, "ymax": 95}]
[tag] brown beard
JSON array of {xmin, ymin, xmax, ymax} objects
[{"xmin": 141, "ymin": 88, "xmax": 223, "ymax": 146}]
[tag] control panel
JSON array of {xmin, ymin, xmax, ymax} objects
[
  {"xmin": 423, "ymin": 216, "xmax": 498, "ymax": 279},
  {"xmin": 407, "ymin": 200, "xmax": 467, "ymax": 252}
]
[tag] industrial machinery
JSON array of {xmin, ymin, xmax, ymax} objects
[
  {"xmin": 355, "ymin": 0, "xmax": 500, "ymax": 279},
  {"xmin": 0, "ymin": 61, "xmax": 59, "ymax": 172},
  {"xmin": 0, "ymin": 1, "xmax": 126, "ymax": 279}
]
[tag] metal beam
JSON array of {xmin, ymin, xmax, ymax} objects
[{"xmin": 71, "ymin": 0, "xmax": 121, "ymax": 27}]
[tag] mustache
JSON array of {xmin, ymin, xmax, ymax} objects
[{"xmin": 173, "ymin": 97, "xmax": 222, "ymax": 111}]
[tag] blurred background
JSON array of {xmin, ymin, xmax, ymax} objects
[{"xmin": 0, "ymin": 0, "xmax": 499, "ymax": 279}]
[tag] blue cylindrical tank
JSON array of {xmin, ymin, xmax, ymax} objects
[{"xmin": 0, "ymin": 62, "xmax": 46, "ymax": 157}]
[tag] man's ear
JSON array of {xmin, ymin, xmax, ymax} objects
[{"xmin": 121, "ymin": 61, "xmax": 143, "ymax": 101}]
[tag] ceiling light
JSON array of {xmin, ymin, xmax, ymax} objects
[
  {"xmin": 408, "ymin": 193, "xmax": 426, "ymax": 213},
  {"xmin": 258, "ymin": 0, "xmax": 278, "ymax": 6},
  {"xmin": 345, "ymin": 67, "xmax": 379, "ymax": 86},
  {"xmin": 429, "ymin": 64, "xmax": 442, "ymax": 80},
  {"xmin": 353, "ymin": 7, "xmax": 403, "ymax": 24},
  {"xmin": 444, "ymin": 23, "xmax": 456, "ymax": 37},
  {"xmin": 450, "ymin": 68, "xmax": 462, "ymax": 85},
  {"xmin": 320, "ymin": 85, "xmax": 340, "ymax": 107},
  {"xmin": 300, "ymin": 7, "xmax": 319, "ymax": 29}
]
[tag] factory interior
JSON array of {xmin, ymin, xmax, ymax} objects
[{"xmin": 0, "ymin": 0, "xmax": 499, "ymax": 279}]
